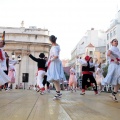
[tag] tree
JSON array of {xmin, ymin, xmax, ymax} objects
[{"xmin": 102, "ymin": 64, "xmax": 109, "ymax": 77}]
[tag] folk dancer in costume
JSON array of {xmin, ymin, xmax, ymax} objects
[
  {"xmin": 69, "ymin": 66, "xmax": 77, "ymax": 92},
  {"xmin": 77, "ymin": 56, "xmax": 98, "ymax": 95},
  {"xmin": 7, "ymin": 59, "xmax": 18, "ymax": 90},
  {"xmin": 0, "ymin": 32, "xmax": 10, "ymax": 88},
  {"xmin": 3, "ymin": 52, "xmax": 9, "ymax": 90},
  {"xmin": 47, "ymin": 35, "xmax": 65, "ymax": 100},
  {"xmin": 28, "ymin": 52, "xmax": 46, "ymax": 95},
  {"xmin": 102, "ymin": 39, "xmax": 120, "ymax": 102},
  {"xmin": 95, "ymin": 63, "xmax": 104, "ymax": 94},
  {"xmin": 42, "ymin": 57, "xmax": 50, "ymax": 93},
  {"xmin": 89, "ymin": 57, "xmax": 99, "ymax": 90}
]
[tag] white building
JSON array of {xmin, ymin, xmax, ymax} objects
[
  {"xmin": 0, "ymin": 26, "xmax": 51, "ymax": 89},
  {"xmin": 106, "ymin": 10, "xmax": 120, "ymax": 63},
  {"xmin": 77, "ymin": 28, "xmax": 106, "ymax": 57},
  {"xmin": 71, "ymin": 28, "xmax": 106, "ymax": 78}
]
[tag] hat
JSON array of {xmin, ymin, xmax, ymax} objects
[
  {"xmin": 85, "ymin": 56, "xmax": 90, "ymax": 61},
  {"xmin": 39, "ymin": 53, "xmax": 45, "ymax": 58}
]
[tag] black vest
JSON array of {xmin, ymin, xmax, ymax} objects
[{"xmin": 82, "ymin": 62, "xmax": 95, "ymax": 72}]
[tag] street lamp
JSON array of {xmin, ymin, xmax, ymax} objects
[
  {"xmin": 17, "ymin": 55, "xmax": 21, "ymax": 89},
  {"xmin": 11, "ymin": 52, "xmax": 15, "ymax": 60},
  {"xmin": 17, "ymin": 55, "xmax": 21, "ymax": 62}
]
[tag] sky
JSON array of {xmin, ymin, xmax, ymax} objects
[{"xmin": 0, "ymin": 0, "xmax": 120, "ymax": 59}]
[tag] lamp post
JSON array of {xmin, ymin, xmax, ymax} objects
[
  {"xmin": 17, "ymin": 55, "xmax": 21, "ymax": 88},
  {"xmin": 11, "ymin": 52, "xmax": 15, "ymax": 60},
  {"xmin": 17, "ymin": 55, "xmax": 21, "ymax": 62}
]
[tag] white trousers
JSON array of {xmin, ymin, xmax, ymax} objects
[{"xmin": 37, "ymin": 70, "xmax": 45, "ymax": 88}]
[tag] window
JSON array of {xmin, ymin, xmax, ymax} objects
[
  {"xmin": 89, "ymin": 51, "xmax": 93, "ymax": 55},
  {"xmin": 107, "ymin": 33, "xmax": 109, "ymax": 40},
  {"xmin": 35, "ymin": 35, "xmax": 37, "ymax": 39},
  {"xmin": 110, "ymin": 32, "xmax": 112, "ymax": 38},
  {"xmin": 107, "ymin": 44, "xmax": 109, "ymax": 50},
  {"xmin": 113, "ymin": 30, "xmax": 116, "ymax": 36},
  {"xmin": 113, "ymin": 28, "xmax": 116, "ymax": 36},
  {"xmin": 81, "ymin": 42, "xmax": 84, "ymax": 45}
]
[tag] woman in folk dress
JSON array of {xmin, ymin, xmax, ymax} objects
[
  {"xmin": 47, "ymin": 35, "xmax": 65, "ymax": 100},
  {"xmin": 0, "ymin": 39, "xmax": 10, "ymax": 87},
  {"xmin": 7, "ymin": 60, "xmax": 18, "ymax": 90},
  {"xmin": 69, "ymin": 66, "xmax": 77, "ymax": 92},
  {"xmin": 102, "ymin": 39, "xmax": 120, "ymax": 102},
  {"xmin": 95, "ymin": 63, "xmax": 104, "ymax": 93}
]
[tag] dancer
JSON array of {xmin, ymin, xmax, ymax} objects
[
  {"xmin": 47, "ymin": 35, "xmax": 65, "ymax": 100},
  {"xmin": 42, "ymin": 57, "xmax": 50, "ymax": 93},
  {"xmin": 77, "ymin": 56, "xmax": 98, "ymax": 95},
  {"xmin": 0, "ymin": 37, "xmax": 10, "ymax": 87},
  {"xmin": 69, "ymin": 65, "xmax": 77, "ymax": 92},
  {"xmin": 102, "ymin": 39, "xmax": 120, "ymax": 102},
  {"xmin": 28, "ymin": 52, "xmax": 46, "ymax": 95},
  {"xmin": 3, "ymin": 52, "xmax": 9, "ymax": 90},
  {"xmin": 7, "ymin": 59, "xmax": 18, "ymax": 90},
  {"xmin": 95, "ymin": 63, "xmax": 104, "ymax": 94}
]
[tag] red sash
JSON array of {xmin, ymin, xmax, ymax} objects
[
  {"xmin": 111, "ymin": 58, "xmax": 120, "ymax": 62},
  {"xmin": 0, "ymin": 49, "xmax": 4, "ymax": 61},
  {"xmin": 38, "ymin": 68, "xmax": 45, "ymax": 71},
  {"xmin": 82, "ymin": 71, "xmax": 93, "ymax": 75}
]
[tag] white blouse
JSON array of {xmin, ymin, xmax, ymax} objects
[
  {"xmin": 109, "ymin": 46, "xmax": 120, "ymax": 59},
  {"xmin": 77, "ymin": 58, "xmax": 95, "ymax": 68},
  {"xmin": 49, "ymin": 45, "xmax": 60, "ymax": 61}
]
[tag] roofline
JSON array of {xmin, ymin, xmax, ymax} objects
[
  {"xmin": 0, "ymin": 26, "xmax": 49, "ymax": 31},
  {"xmin": 5, "ymin": 40, "xmax": 51, "ymax": 46}
]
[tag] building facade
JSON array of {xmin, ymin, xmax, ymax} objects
[
  {"xmin": 106, "ymin": 10, "xmax": 120, "ymax": 63},
  {"xmin": 0, "ymin": 26, "xmax": 51, "ymax": 89},
  {"xmin": 71, "ymin": 28, "xmax": 106, "ymax": 78}
]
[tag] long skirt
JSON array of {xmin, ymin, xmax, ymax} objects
[
  {"xmin": 47, "ymin": 59, "xmax": 66, "ymax": 82},
  {"xmin": 102, "ymin": 62, "xmax": 120, "ymax": 86},
  {"xmin": 8, "ymin": 70, "xmax": 15, "ymax": 83},
  {"xmin": 96, "ymin": 74, "xmax": 104, "ymax": 85},
  {"xmin": 0, "ymin": 68, "xmax": 10, "ymax": 85},
  {"xmin": 69, "ymin": 74, "xmax": 77, "ymax": 86}
]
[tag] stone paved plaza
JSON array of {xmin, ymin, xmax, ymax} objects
[{"xmin": 0, "ymin": 90, "xmax": 120, "ymax": 120}]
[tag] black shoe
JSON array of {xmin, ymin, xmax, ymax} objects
[
  {"xmin": 109, "ymin": 93, "xmax": 118, "ymax": 102},
  {"xmin": 53, "ymin": 93, "xmax": 62, "ymax": 100}
]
